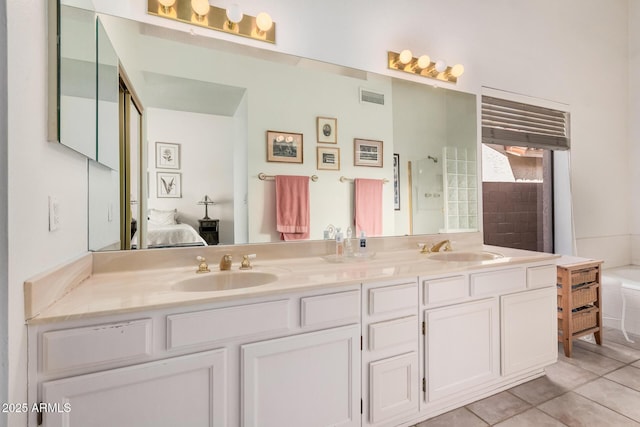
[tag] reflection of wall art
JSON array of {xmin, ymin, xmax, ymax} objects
[
  {"xmin": 155, "ymin": 142, "xmax": 181, "ymax": 169},
  {"xmin": 316, "ymin": 117, "xmax": 337, "ymax": 144},
  {"xmin": 317, "ymin": 146, "xmax": 340, "ymax": 171},
  {"xmin": 266, "ymin": 130, "xmax": 303, "ymax": 163},
  {"xmin": 354, "ymin": 138, "xmax": 383, "ymax": 167},
  {"xmin": 157, "ymin": 172, "xmax": 182, "ymax": 198},
  {"xmin": 393, "ymin": 153, "xmax": 400, "ymax": 210}
]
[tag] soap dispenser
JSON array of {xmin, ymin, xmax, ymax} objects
[
  {"xmin": 335, "ymin": 228, "xmax": 344, "ymax": 256},
  {"xmin": 359, "ymin": 231, "xmax": 367, "ymax": 255}
]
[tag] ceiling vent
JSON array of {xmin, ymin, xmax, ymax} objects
[{"xmin": 360, "ymin": 88, "xmax": 385, "ymax": 106}]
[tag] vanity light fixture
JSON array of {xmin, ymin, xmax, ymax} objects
[
  {"xmin": 197, "ymin": 195, "xmax": 216, "ymax": 220},
  {"xmin": 388, "ymin": 50, "xmax": 465, "ymax": 84},
  {"xmin": 191, "ymin": 0, "xmax": 210, "ymax": 21},
  {"xmin": 147, "ymin": 0, "xmax": 276, "ymax": 44},
  {"xmin": 226, "ymin": 3, "xmax": 243, "ymax": 30}
]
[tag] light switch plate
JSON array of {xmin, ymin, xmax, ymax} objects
[{"xmin": 49, "ymin": 196, "xmax": 59, "ymax": 231}]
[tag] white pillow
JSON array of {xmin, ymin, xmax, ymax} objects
[{"xmin": 148, "ymin": 208, "xmax": 177, "ymax": 226}]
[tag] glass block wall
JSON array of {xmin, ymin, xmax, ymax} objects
[{"xmin": 443, "ymin": 146, "xmax": 478, "ymax": 231}]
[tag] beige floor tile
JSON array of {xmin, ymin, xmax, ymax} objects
[
  {"xmin": 575, "ymin": 378, "xmax": 640, "ymax": 422},
  {"xmin": 602, "ymin": 327, "xmax": 640, "ymax": 351},
  {"xmin": 466, "ymin": 391, "xmax": 530, "ymax": 425},
  {"xmin": 558, "ymin": 343, "xmax": 626, "ymax": 375},
  {"xmin": 538, "ymin": 392, "xmax": 640, "ymax": 426},
  {"xmin": 494, "ymin": 408, "xmax": 567, "ymax": 427},
  {"xmin": 634, "ymin": 360, "xmax": 640, "ymax": 369},
  {"xmin": 605, "ymin": 365, "xmax": 640, "ymax": 391},
  {"xmin": 508, "ymin": 375, "xmax": 568, "ymax": 405},
  {"xmin": 574, "ymin": 338, "xmax": 640, "ymax": 364},
  {"xmin": 413, "ymin": 407, "xmax": 487, "ymax": 427},
  {"xmin": 543, "ymin": 360, "xmax": 599, "ymax": 390}
]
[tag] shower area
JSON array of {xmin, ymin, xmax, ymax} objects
[{"xmin": 409, "ymin": 146, "xmax": 478, "ymax": 234}]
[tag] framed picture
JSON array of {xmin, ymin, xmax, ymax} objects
[
  {"xmin": 317, "ymin": 146, "xmax": 340, "ymax": 171},
  {"xmin": 157, "ymin": 172, "xmax": 182, "ymax": 198},
  {"xmin": 393, "ymin": 153, "xmax": 400, "ymax": 210},
  {"xmin": 316, "ymin": 117, "xmax": 337, "ymax": 144},
  {"xmin": 155, "ymin": 142, "xmax": 180, "ymax": 169},
  {"xmin": 354, "ymin": 138, "xmax": 383, "ymax": 167},
  {"xmin": 266, "ymin": 130, "xmax": 303, "ymax": 163}
]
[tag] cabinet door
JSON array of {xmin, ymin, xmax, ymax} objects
[
  {"xmin": 425, "ymin": 298, "xmax": 499, "ymax": 402},
  {"xmin": 42, "ymin": 349, "xmax": 227, "ymax": 427},
  {"xmin": 369, "ymin": 352, "xmax": 419, "ymax": 425},
  {"xmin": 242, "ymin": 325, "xmax": 360, "ymax": 427},
  {"xmin": 501, "ymin": 287, "xmax": 558, "ymax": 375}
]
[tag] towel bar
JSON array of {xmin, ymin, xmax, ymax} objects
[
  {"xmin": 339, "ymin": 176, "xmax": 389, "ymax": 183},
  {"xmin": 258, "ymin": 173, "xmax": 318, "ymax": 182}
]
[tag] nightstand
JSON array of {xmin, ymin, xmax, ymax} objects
[{"xmin": 198, "ymin": 219, "xmax": 219, "ymax": 245}]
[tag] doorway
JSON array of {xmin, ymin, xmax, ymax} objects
[{"xmin": 481, "ymin": 144, "xmax": 553, "ymax": 252}]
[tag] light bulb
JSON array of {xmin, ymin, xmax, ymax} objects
[
  {"xmin": 256, "ymin": 12, "xmax": 273, "ymax": 32},
  {"xmin": 417, "ymin": 55, "xmax": 431, "ymax": 69},
  {"xmin": 158, "ymin": 0, "xmax": 176, "ymax": 7},
  {"xmin": 226, "ymin": 4, "xmax": 244, "ymax": 23},
  {"xmin": 398, "ymin": 49, "xmax": 413, "ymax": 65},
  {"xmin": 450, "ymin": 64, "xmax": 465, "ymax": 78},
  {"xmin": 435, "ymin": 60, "xmax": 447, "ymax": 73},
  {"xmin": 191, "ymin": 0, "xmax": 210, "ymax": 17}
]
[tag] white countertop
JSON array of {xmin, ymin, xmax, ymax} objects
[{"xmin": 25, "ymin": 243, "xmax": 559, "ymax": 324}]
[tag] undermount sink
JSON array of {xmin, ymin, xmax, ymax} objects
[
  {"xmin": 174, "ymin": 271, "xmax": 278, "ymax": 292},
  {"xmin": 428, "ymin": 251, "xmax": 504, "ymax": 262}
]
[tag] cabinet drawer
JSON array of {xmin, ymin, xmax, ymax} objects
[
  {"xmin": 369, "ymin": 282, "xmax": 417, "ymax": 315},
  {"xmin": 301, "ymin": 290, "xmax": 360, "ymax": 328},
  {"xmin": 167, "ymin": 300, "xmax": 290, "ymax": 350},
  {"xmin": 527, "ymin": 264, "xmax": 557, "ymax": 289},
  {"xmin": 368, "ymin": 316, "xmax": 417, "ymax": 351},
  {"xmin": 470, "ymin": 268, "xmax": 526, "ymax": 297},
  {"xmin": 42, "ymin": 319, "xmax": 152, "ymax": 374},
  {"xmin": 423, "ymin": 275, "xmax": 468, "ymax": 306}
]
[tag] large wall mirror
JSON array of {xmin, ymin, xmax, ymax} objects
[{"xmin": 58, "ymin": 3, "xmax": 479, "ymax": 251}]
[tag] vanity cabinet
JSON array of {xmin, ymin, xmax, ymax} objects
[
  {"xmin": 425, "ymin": 298, "xmax": 500, "ymax": 402},
  {"xmin": 29, "ymin": 286, "xmax": 362, "ymax": 427},
  {"xmin": 501, "ymin": 287, "xmax": 557, "ymax": 375},
  {"xmin": 241, "ymin": 325, "xmax": 360, "ymax": 427},
  {"xmin": 28, "ymin": 258, "xmax": 560, "ymax": 427},
  {"xmin": 362, "ymin": 279, "xmax": 420, "ymax": 427},
  {"xmin": 41, "ymin": 349, "xmax": 227, "ymax": 427}
]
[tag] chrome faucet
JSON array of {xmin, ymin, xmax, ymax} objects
[
  {"xmin": 196, "ymin": 256, "xmax": 210, "ymax": 274},
  {"xmin": 430, "ymin": 239, "xmax": 452, "ymax": 252},
  {"xmin": 219, "ymin": 254, "xmax": 232, "ymax": 271}
]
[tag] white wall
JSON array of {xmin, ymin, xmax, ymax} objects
[
  {"xmin": 8, "ymin": 1, "xmax": 90, "ymax": 424},
  {"xmin": 88, "ymin": 161, "xmax": 120, "ymax": 251},
  {"xmin": 0, "ymin": 0, "xmax": 7, "ymax": 422},
  {"xmin": 630, "ymin": 1, "xmax": 640, "ymax": 264},
  {"xmin": 147, "ymin": 108, "xmax": 236, "ymax": 243},
  {"xmin": 6, "ymin": 0, "xmax": 636, "ymax": 423}
]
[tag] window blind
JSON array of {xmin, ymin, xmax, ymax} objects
[{"xmin": 481, "ymin": 96, "xmax": 570, "ymax": 150}]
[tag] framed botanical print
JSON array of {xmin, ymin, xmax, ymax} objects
[
  {"xmin": 266, "ymin": 130, "xmax": 303, "ymax": 163},
  {"xmin": 354, "ymin": 138, "xmax": 383, "ymax": 167},
  {"xmin": 317, "ymin": 146, "xmax": 340, "ymax": 170},
  {"xmin": 157, "ymin": 172, "xmax": 182, "ymax": 198},
  {"xmin": 316, "ymin": 117, "xmax": 337, "ymax": 144},
  {"xmin": 155, "ymin": 142, "xmax": 180, "ymax": 169}
]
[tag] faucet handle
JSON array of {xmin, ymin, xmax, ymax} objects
[
  {"xmin": 240, "ymin": 254, "xmax": 256, "ymax": 270},
  {"xmin": 417, "ymin": 243, "xmax": 430, "ymax": 254},
  {"xmin": 196, "ymin": 256, "xmax": 210, "ymax": 274}
]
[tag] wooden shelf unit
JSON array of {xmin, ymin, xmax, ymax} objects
[{"xmin": 557, "ymin": 258, "xmax": 603, "ymax": 357}]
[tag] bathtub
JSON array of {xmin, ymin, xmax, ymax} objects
[{"xmin": 603, "ymin": 265, "xmax": 640, "ymax": 340}]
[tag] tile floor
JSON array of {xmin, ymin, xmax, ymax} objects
[{"xmin": 414, "ymin": 327, "xmax": 640, "ymax": 426}]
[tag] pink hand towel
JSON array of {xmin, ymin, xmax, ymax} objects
[
  {"xmin": 275, "ymin": 175, "xmax": 310, "ymax": 241},
  {"xmin": 354, "ymin": 178, "xmax": 383, "ymax": 236}
]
